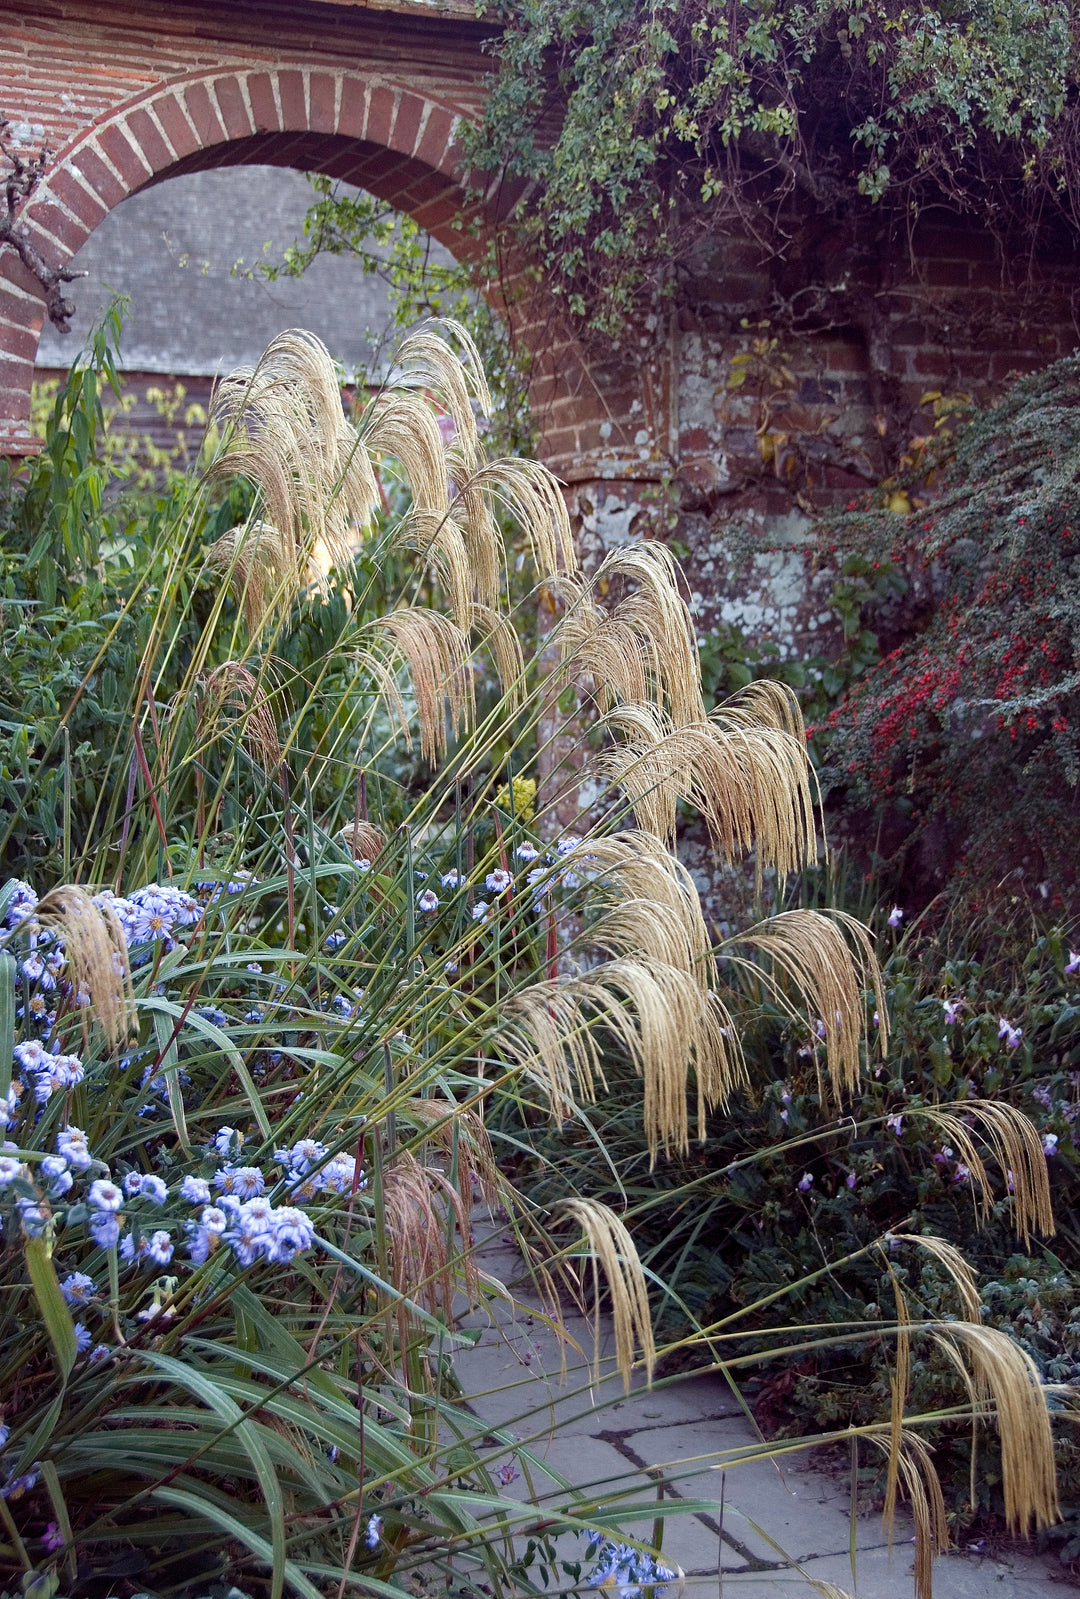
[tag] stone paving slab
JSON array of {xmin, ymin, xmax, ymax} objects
[
  {"xmin": 452, "ymin": 1225, "xmax": 1065, "ymax": 1598},
  {"xmin": 623, "ymin": 1418, "xmax": 870, "ymax": 1565},
  {"xmin": 713, "ymin": 1544, "xmax": 1061, "ymax": 1597}
]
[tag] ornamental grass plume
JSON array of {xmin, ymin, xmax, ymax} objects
[
  {"xmin": 731, "ymin": 908, "xmax": 886, "ymax": 1101},
  {"xmin": 567, "ymin": 831, "xmax": 714, "ymax": 991},
  {"xmin": 469, "ymin": 456, "xmax": 576, "ymax": 578},
  {"xmin": 404, "ymin": 1095, "xmax": 501, "ymax": 1213},
  {"xmin": 499, "ymin": 980, "xmax": 609, "ymax": 1121},
  {"xmin": 920, "ymin": 1101, "xmax": 1054, "ymax": 1245},
  {"xmin": 207, "ymin": 328, "xmax": 380, "ymax": 615},
  {"xmin": 335, "ymin": 820, "xmax": 387, "ymax": 865},
  {"xmin": 556, "ymin": 542, "xmax": 704, "ymax": 727},
  {"xmin": 166, "ymin": 324, "xmax": 1067, "ymax": 1593},
  {"xmin": 365, "ymin": 609, "xmax": 475, "ymax": 764},
  {"xmin": 377, "ymin": 331, "xmax": 503, "ymax": 615},
  {"xmin": 876, "ymin": 1234, "xmax": 979, "ymax": 1554},
  {"xmin": 0, "ymin": 317, "xmax": 1062, "ymax": 1599},
  {"xmin": 869, "ymin": 1431, "xmax": 948, "ymax": 1599},
  {"xmin": 470, "ymin": 601, "xmax": 527, "ymax": 709},
  {"xmin": 31, "ymin": 884, "xmax": 134, "ymax": 1047},
  {"xmin": 933, "ymin": 1322, "xmax": 1060, "ymax": 1535},
  {"xmin": 194, "ymin": 661, "xmax": 283, "ymax": 777},
  {"xmin": 392, "ymin": 508, "xmax": 475, "ymax": 627},
  {"xmin": 561, "ymin": 1198, "xmax": 655, "ymax": 1390},
  {"xmin": 203, "ymin": 518, "xmax": 296, "ymax": 636},
  {"xmin": 597, "ymin": 698, "xmax": 817, "ymax": 874},
  {"xmin": 383, "ymin": 1150, "xmax": 480, "ymax": 1319}
]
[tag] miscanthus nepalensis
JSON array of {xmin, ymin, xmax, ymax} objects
[{"xmin": 0, "ymin": 322, "xmax": 1060, "ymax": 1598}]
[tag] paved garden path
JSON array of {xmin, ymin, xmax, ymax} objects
[{"xmin": 453, "ymin": 1226, "xmax": 1067, "ymax": 1598}]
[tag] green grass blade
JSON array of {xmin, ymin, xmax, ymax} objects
[
  {"xmin": 152, "ymin": 1007, "xmax": 191, "ymax": 1154},
  {"xmin": 39, "ymin": 1458, "xmax": 75, "ymax": 1577},
  {"xmin": 25, "ymin": 1234, "xmax": 76, "ymax": 1381},
  {"xmin": 150, "ymin": 1484, "xmax": 324, "ymax": 1599},
  {"xmin": 133, "ymin": 1349, "xmax": 287, "ymax": 1599},
  {"xmin": 138, "ymin": 997, "xmax": 271, "ymax": 1138}
]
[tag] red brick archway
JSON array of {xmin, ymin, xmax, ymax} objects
[{"xmin": 0, "ymin": 3, "xmax": 670, "ymax": 486}]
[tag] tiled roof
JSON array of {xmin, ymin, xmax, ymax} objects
[{"xmin": 35, "ymin": 165, "xmax": 431, "ymax": 379}]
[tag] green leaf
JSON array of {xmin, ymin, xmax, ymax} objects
[
  {"xmin": 39, "ymin": 1459, "xmax": 74, "ymax": 1561},
  {"xmin": 151, "ymin": 1008, "xmax": 191, "ymax": 1154},
  {"xmin": 225, "ymin": 1286, "xmax": 343, "ymax": 1405},
  {"xmin": 131, "ymin": 1350, "xmax": 287, "ymax": 1599},
  {"xmin": 137, "ymin": 998, "xmax": 271, "ymax": 1139},
  {"xmin": 16, "ymin": 1393, "xmax": 63, "ymax": 1477},
  {"xmin": 149, "ymin": 1485, "xmax": 323, "ymax": 1599},
  {"xmin": 25, "ymin": 1235, "xmax": 77, "ymax": 1381}
]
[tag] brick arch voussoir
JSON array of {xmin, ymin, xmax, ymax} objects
[
  {"xmin": 25, "ymin": 67, "xmax": 470, "ymax": 273},
  {"xmin": 0, "ymin": 64, "xmax": 623, "ymax": 475},
  {"xmin": 0, "ymin": 65, "xmax": 482, "ymax": 446}
]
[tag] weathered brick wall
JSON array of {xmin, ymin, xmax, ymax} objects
[
  {"xmin": 571, "ymin": 219, "xmax": 1079, "ymax": 667},
  {"xmin": 0, "ymin": 0, "xmax": 659, "ymax": 488},
  {"xmin": 3, "ymin": 0, "xmax": 1078, "ymax": 678}
]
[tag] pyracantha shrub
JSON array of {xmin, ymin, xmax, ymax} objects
[{"xmin": 815, "ymin": 354, "xmax": 1080, "ymax": 904}]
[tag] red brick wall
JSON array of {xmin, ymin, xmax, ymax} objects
[
  {"xmin": 0, "ymin": 0, "xmax": 660, "ymax": 483},
  {"xmin": 617, "ymin": 217, "xmax": 1080, "ymax": 665},
  {"xmin": 3, "ymin": 0, "xmax": 1077, "ymax": 586}
]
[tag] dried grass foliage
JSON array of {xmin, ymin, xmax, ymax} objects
[
  {"xmin": 383, "ymin": 1150, "xmax": 479, "ymax": 1317},
  {"xmin": 556, "ymin": 543, "xmax": 703, "ymax": 727},
  {"xmin": 207, "ymin": 331, "xmax": 380, "ymax": 627},
  {"xmin": 561, "ymin": 1198, "xmax": 655, "ymax": 1390},
  {"xmin": 34, "ymin": 885, "xmax": 135, "ymax": 1047},
  {"xmin": 919, "ymin": 1102, "xmax": 1054, "ymax": 1246},
  {"xmin": 598, "ymin": 704, "xmax": 817, "ymax": 876},
  {"xmin": 364, "ymin": 610, "xmax": 475, "ymax": 764},
  {"xmin": 933, "ymin": 1322, "xmax": 1060, "ymax": 1535},
  {"xmin": 404, "ymin": 1095, "xmax": 501, "ymax": 1215},
  {"xmin": 194, "ymin": 662, "xmax": 282, "ymax": 775},
  {"xmin": 869, "ymin": 1431, "xmax": 948, "ymax": 1599},
  {"xmin": 733, "ymin": 909, "xmax": 886, "ymax": 1101},
  {"xmin": 335, "ymin": 821, "xmax": 387, "ymax": 865},
  {"xmin": 204, "ymin": 520, "xmax": 297, "ymax": 636},
  {"xmin": 571, "ymin": 832, "xmax": 714, "ymax": 990},
  {"xmin": 501, "ymin": 955, "xmax": 744, "ymax": 1165}
]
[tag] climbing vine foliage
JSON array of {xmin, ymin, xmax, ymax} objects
[{"xmin": 461, "ymin": 0, "xmax": 1076, "ymax": 342}]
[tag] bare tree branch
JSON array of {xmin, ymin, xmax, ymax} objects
[{"xmin": 0, "ymin": 112, "xmax": 86, "ymax": 333}]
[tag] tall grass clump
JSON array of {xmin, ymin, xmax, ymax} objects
[{"xmin": 0, "ymin": 320, "xmax": 1063, "ymax": 1599}]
